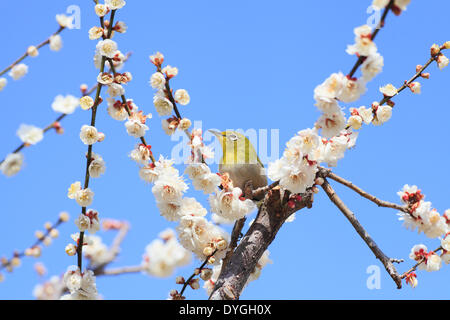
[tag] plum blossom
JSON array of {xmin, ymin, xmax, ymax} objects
[
  {"xmin": 52, "ymin": 95, "xmax": 79, "ymax": 114},
  {"xmin": 17, "ymin": 124, "xmax": 44, "ymax": 145}
]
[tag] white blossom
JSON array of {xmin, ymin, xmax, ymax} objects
[
  {"xmin": 361, "ymin": 52, "xmax": 384, "ymax": 81},
  {"xmin": 83, "ymin": 236, "xmax": 110, "ymax": 268},
  {"xmin": 80, "ymin": 125, "xmax": 99, "ymax": 145},
  {"xmin": 174, "ymin": 89, "xmax": 190, "ymax": 105},
  {"xmin": 56, "ymin": 14, "xmax": 73, "ymax": 28},
  {"xmin": 149, "ymin": 72, "xmax": 166, "ymax": 89},
  {"xmin": 9, "ymin": 63, "xmax": 28, "ymax": 80},
  {"xmin": 142, "ymin": 230, "xmax": 191, "ymax": 278},
  {"xmin": 49, "ymin": 35, "xmax": 62, "ymax": 51},
  {"xmin": 176, "ymin": 215, "xmax": 229, "ymax": 262},
  {"xmin": 0, "ymin": 153, "xmax": 24, "ymax": 177},
  {"xmin": 373, "ymin": 105, "xmax": 392, "ymax": 125},
  {"xmin": 209, "ymin": 187, "xmax": 256, "ymax": 221},
  {"xmin": 96, "ymin": 39, "xmax": 118, "ymax": 59},
  {"xmin": 346, "ymin": 25, "xmax": 377, "ymax": 57},
  {"xmin": 88, "ymin": 153, "xmax": 106, "ymax": 178},
  {"xmin": 27, "ymin": 46, "xmax": 39, "ymax": 57},
  {"xmin": 315, "ymin": 110, "xmax": 347, "ymax": 139},
  {"xmin": 152, "ymin": 173, "xmax": 188, "ymax": 204},
  {"xmin": 129, "ymin": 144, "xmax": 152, "ymax": 165},
  {"xmin": 379, "ymin": 84, "xmax": 397, "ymax": 97},
  {"xmin": 153, "ymin": 90, "xmax": 174, "ymax": 116},
  {"xmin": 51, "ymin": 95, "xmax": 79, "ymax": 114},
  {"xmin": 17, "ymin": 124, "xmax": 43, "ymax": 145},
  {"xmin": 105, "ymin": 0, "xmax": 126, "ymax": 10},
  {"xmin": 337, "ymin": 76, "xmax": 367, "ymax": 103},
  {"xmin": 88, "ymin": 27, "xmax": 104, "ymax": 40},
  {"xmin": 75, "ymin": 188, "xmax": 94, "ymax": 207},
  {"xmin": 0, "ymin": 77, "xmax": 7, "ymax": 91},
  {"xmin": 107, "ymin": 83, "xmax": 125, "ymax": 97},
  {"xmin": 95, "ymin": 4, "xmax": 109, "ymax": 17},
  {"xmin": 437, "ymin": 54, "xmax": 449, "ymax": 70},
  {"xmin": 125, "ymin": 113, "xmax": 149, "ymax": 138}
]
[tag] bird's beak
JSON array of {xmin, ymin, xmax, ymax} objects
[{"xmin": 208, "ymin": 129, "xmax": 222, "ymax": 138}]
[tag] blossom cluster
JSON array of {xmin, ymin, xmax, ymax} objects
[
  {"xmin": 268, "ymin": 127, "xmax": 357, "ymax": 194},
  {"xmin": 142, "ymin": 228, "xmax": 191, "ymax": 277},
  {"xmin": 397, "ymin": 185, "xmax": 449, "ymax": 238},
  {"xmin": 397, "ymin": 185, "xmax": 450, "ymax": 287},
  {"xmin": 148, "ymin": 52, "xmax": 192, "ymax": 136},
  {"xmin": 146, "ymin": 156, "xmax": 229, "ymax": 264}
]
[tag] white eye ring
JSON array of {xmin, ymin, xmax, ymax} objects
[{"xmin": 229, "ymin": 134, "xmax": 238, "ymax": 141}]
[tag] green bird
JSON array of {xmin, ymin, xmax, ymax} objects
[{"xmin": 209, "ymin": 130, "xmax": 267, "ymax": 194}]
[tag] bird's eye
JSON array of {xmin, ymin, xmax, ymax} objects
[{"xmin": 228, "ymin": 134, "xmax": 238, "ymax": 141}]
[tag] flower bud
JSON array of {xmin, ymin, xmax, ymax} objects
[
  {"xmin": 200, "ymin": 268, "xmax": 213, "ymax": 281},
  {"xmin": 35, "ymin": 230, "xmax": 44, "ymax": 240},
  {"xmin": 27, "ymin": 46, "xmax": 39, "ymax": 57},
  {"xmin": 189, "ymin": 278, "xmax": 200, "ymax": 290},
  {"xmin": 203, "ymin": 246, "xmax": 214, "ymax": 257},
  {"xmin": 49, "ymin": 229, "xmax": 59, "ymax": 239},
  {"xmin": 175, "ymin": 276, "xmax": 185, "ymax": 284},
  {"xmin": 431, "ymin": 44, "xmax": 440, "ymax": 56},
  {"xmin": 59, "ymin": 211, "xmax": 70, "ymax": 222}
]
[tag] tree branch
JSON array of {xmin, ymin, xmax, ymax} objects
[
  {"xmin": 320, "ymin": 178, "xmax": 402, "ymax": 289},
  {"xmin": 0, "ymin": 26, "xmax": 65, "ymax": 77},
  {"xmin": 318, "ymin": 167, "xmax": 409, "ymax": 213},
  {"xmin": 209, "ymin": 187, "xmax": 314, "ymax": 300}
]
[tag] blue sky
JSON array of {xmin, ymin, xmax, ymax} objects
[{"xmin": 1, "ymin": 0, "xmax": 450, "ymax": 299}]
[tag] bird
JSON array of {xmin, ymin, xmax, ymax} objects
[{"xmin": 209, "ymin": 130, "xmax": 267, "ymax": 197}]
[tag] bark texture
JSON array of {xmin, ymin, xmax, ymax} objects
[{"xmin": 209, "ymin": 186, "xmax": 313, "ymax": 300}]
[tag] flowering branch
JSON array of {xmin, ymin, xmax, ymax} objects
[
  {"xmin": 319, "ymin": 167, "xmax": 409, "ymax": 213},
  {"xmin": 106, "ymin": 58, "xmax": 156, "ymax": 164},
  {"xmin": 320, "ymin": 178, "xmax": 403, "ymax": 288},
  {"xmin": 378, "ymin": 43, "xmax": 449, "ymax": 106},
  {"xmin": 347, "ymin": 0, "xmax": 394, "ymax": 78},
  {"xmin": 0, "ymin": 212, "xmax": 69, "ymax": 280},
  {"xmin": 0, "ymin": 84, "xmax": 97, "ymax": 168},
  {"xmin": 171, "ymin": 249, "xmax": 217, "ymax": 300},
  {"xmin": 401, "ymin": 247, "xmax": 443, "ymax": 279},
  {"xmin": 0, "ymin": 26, "xmax": 65, "ymax": 78},
  {"xmin": 75, "ymin": 8, "xmax": 117, "ymax": 273}
]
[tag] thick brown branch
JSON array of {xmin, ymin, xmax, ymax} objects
[
  {"xmin": 209, "ymin": 187, "xmax": 313, "ymax": 300},
  {"xmin": 321, "ymin": 179, "xmax": 402, "ymax": 289}
]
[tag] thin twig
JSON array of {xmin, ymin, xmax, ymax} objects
[
  {"xmin": 400, "ymin": 247, "xmax": 443, "ymax": 279},
  {"xmin": 0, "ymin": 216, "xmax": 65, "ymax": 273},
  {"xmin": 321, "ymin": 178, "xmax": 402, "ymax": 289},
  {"xmin": 319, "ymin": 167, "xmax": 409, "ymax": 213},
  {"xmin": 0, "ymin": 85, "xmax": 97, "ymax": 166},
  {"xmin": 179, "ymin": 249, "xmax": 217, "ymax": 297},
  {"xmin": 379, "ymin": 45, "xmax": 446, "ymax": 106},
  {"xmin": 0, "ymin": 26, "xmax": 66, "ymax": 77}
]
